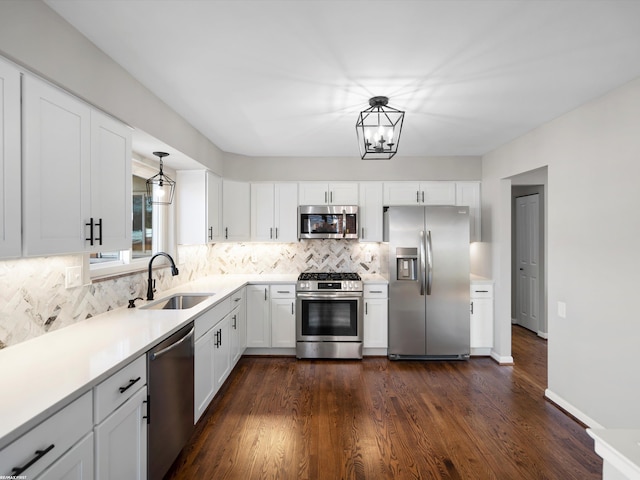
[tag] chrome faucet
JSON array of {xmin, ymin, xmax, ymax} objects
[{"xmin": 147, "ymin": 252, "xmax": 179, "ymax": 301}]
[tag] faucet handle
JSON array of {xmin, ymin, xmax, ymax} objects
[{"xmin": 128, "ymin": 297, "xmax": 144, "ymax": 308}]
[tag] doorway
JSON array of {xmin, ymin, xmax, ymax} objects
[{"xmin": 511, "ymin": 175, "xmax": 546, "ymax": 338}]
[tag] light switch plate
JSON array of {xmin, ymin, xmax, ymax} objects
[
  {"xmin": 65, "ymin": 266, "xmax": 83, "ymax": 289},
  {"xmin": 557, "ymin": 301, "xmax": 567, "ymax": 319}
]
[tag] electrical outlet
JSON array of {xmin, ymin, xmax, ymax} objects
[
  {"xmin": 557, "ymin": 301, "xmax": 567, "ymax": 319},
  {"xmin": 65, "ymin": 266, "xmax": 83, "ymax": 289},
  {"xmin": 364, "ymin": 252, "xmax": 372, "ymax": 263}
]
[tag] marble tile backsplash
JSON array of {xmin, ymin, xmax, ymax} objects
[{"xmin": 0, "ymin": 241, "xmax": 383, "ymax": 348}]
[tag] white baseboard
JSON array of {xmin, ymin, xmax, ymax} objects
[
  {"xmin": 537, "ymin": 331, "xmax": 548, "ymax": 339},
  {"xmin": 470, "ymin": 347, "xmax": 492, "ymax": 356},
  {"xmin": 490, "ymin": 350, "xmax": 514, "ymax": 365},
  {"xmin": 544, "ymin": 389, "xmax": 604, "ymax": 429}
]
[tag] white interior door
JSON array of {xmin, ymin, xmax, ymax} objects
[{"xmin": 516, "ymin": 194, "xmax": 540, "ymax": 333}]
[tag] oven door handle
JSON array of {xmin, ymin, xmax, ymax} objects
[{"xmin": 296, "ymin": 292, "xmax": 363, "ymax": 300}]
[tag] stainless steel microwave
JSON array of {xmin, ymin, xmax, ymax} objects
[{"xmin": 298, "ymin": 205, "xmax": 359, "ymax": 239}]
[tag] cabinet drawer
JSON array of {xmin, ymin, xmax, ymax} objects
[
  {"xmin": 364, "ymin": 284, "xmax": 388, "ymax": 298},
  {"xmin": 270, "ymin": 284, "xmax": 296, "ymax": 298},
  {"xmin": 470, "ymin": 285, "xmax": 493, "ymax": 298},
  {"xmin": 230, "ymin": 287, "xmax": 245, "ymax": 307},
  {"xmin": 0, "ymin": 391, "xmax": 93, "ymax": 479},
  {"xmin": 94, "ymin": 355, "xmax": 146, "ymax": 424},
  {"xmin": 195, "ymin": 297, "xmax": 231, "ymax": 339}
]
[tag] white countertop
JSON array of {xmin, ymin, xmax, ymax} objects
[
  {"xmin": 0, "ymin": 274, "xmax": 298, "ymax": 449},
  {"xmin": 470, "ymin": 274, "xmax": 493, "ymax": 285},
  {"xmin": 588, "ymin": 429, "xmax": 640, "ymax": 479}
]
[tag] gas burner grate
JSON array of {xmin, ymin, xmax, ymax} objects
[{"xmin": 298, "ymin": 272, "xmax": 361, "ymax": 281}]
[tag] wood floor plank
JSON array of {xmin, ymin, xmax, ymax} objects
[{"xmin": 166, "ymin": 326, "xmax": 602, "ymax": 479}]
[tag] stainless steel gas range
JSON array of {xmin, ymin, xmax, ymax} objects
[{"xmin": 296, "ymin": 272, "xmax": 363, "ymax": 359}]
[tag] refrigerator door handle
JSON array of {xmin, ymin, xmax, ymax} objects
[
  {"xmin": 426, "ymin": 230, "xmax": 433, "ymax": 295},
  {"xmin": 419, "ymin": 230, "xmax": 426, "ymax": 296}
]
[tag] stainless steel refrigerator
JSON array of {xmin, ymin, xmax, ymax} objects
[{"xmin": 385, "ymin": 206, "xmax": 470, "ymax": 359}]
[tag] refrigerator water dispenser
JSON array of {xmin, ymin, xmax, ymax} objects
[{"xmin": 396, "ymin": 247, "xmax": 417, "ymax": 280}]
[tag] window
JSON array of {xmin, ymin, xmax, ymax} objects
[{"xmin": 89, "ymin": 158, "xmax": 175, "ymax": 279}]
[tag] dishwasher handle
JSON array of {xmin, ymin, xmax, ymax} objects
[{"xmin": 149, "ymin": 327, "xmax": 194, "ymax": 361}]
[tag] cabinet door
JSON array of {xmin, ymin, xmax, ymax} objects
[
  {"xmin": 470, "ymin": 298, "xmax": 493, "ymax": 349},
  {"xmin": 177, "ymin": 170, "xmax": 207, "ymax": 245},
  {"xmin": 90, "ymin": 110, "xmax": 132, "ymax": 252},
  {"xmin": 421, "ymin": 182, "xmax": 456, "ymax": 205},
  {"xmin": 94, "ymin": 387, "xmax": 147, "ymax": 480},
  {"xmin": 329, "ymin": 183, "xmax": 359, "ymax": 204},
  {"xmin": 246, "ymin": 285, "xmax": 270, "ymax": 348},
  {"xmin": 194, "ymin": 330, "xmax": 215, "ymax": 422},
  {"xmin": 222, "ymin": 180, "xmax": 250, "ymax": 241},
  {"xmin": 363, "ymin": 298, "xmax": 388, "ymax": 348},
  {"xmin": 298, "ymin": 182, "xmax": 329, "ymax": 205},
  {"xmin": 38, "ymin": 432, "xmax": 94, "ymax": 480},
  {"xmin": 274, "ymin": 183, "xmax": 298, "ymax": 241},
  {"xmin": 0, "ymin": 58, "xmax": 21, "ymax": 259},
  {"xmin": 456, "ymin": 182, "xmax": 481, "ymax": 242},
  {"xmin": 251, "ymin": 183, "xmax": 275, "ymax": 241},
  {"xmin": 22, "ymin": 75, "xmax": 91, "ymax": 256},
  {"xmin": 206, "ymin": 171, "xmax": 222, "ymax": 242},
  {"xmin": 359, "ymin": 182, "xmax": 383, "ymax": 242},
  {"xmin": 271, "ymin": 298, "xmax": 295, "ymax": 348},
  {"xmin": 213, "ymin": 316, "xmax": 231, "ymax": 390},
  {"xmin": 383, "ymin": 182, "xmax": 421, "ymax": 205}
]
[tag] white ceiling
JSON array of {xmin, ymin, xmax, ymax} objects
[{"xmin": 45, "ymin": 0, "xmax": 640, "ymax": 159}]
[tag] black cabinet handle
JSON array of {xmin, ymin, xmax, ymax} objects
[
  {"xmin": 95, "ymin": 218, "xmax": 103, "ymax": 245},
  {"xmin": 225, "ymin": 227, "xmax": 228, "ymax": 239},
  {"xmin": 232, "ymin": 314, "xmax": 237, "ymax": 329},
  {"xmin": 119, "ymin": 376, "xmax": 141, "ymax": 393},
  {"xmin": 470, "ymin": 302, "xmax": 474, "ymax": 314},
  {"xmin": 208, "ymin": 226, "xmax": 213, "ymax": 240},
  {"xmin": 85, "ymin": 217, "xmax": 94, "ymax": 246},
  {"xmin": 12, "ymin": 444, "xmax": 55, "ymax": 475}
]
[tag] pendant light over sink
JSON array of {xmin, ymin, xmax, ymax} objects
[
  {"xmin": 356, "ymin": 96, "xmax": 405, "ymax": 160},
  {"xmin": 146, "ymin": 151, "xmax": 176, "ymax": 205}
]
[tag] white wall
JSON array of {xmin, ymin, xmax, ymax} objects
[
  {"xmin": 224, "ymin": 153, "xmax": 482, "ymax": 181},
  {"xmin": 482, "ymin": 77, "xmax": 640, "ymax": 428},
  {"xmin": 0, "ymin": 0, "xmax": 225, "ymax": 174}
]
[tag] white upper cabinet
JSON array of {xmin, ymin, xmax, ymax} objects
[
  {"xmin": 298, "ymin": 182, "xmax": 358, "ymax": 205},
  {"xmin": 23, "ymin": 75, "xmax": 91, "ymax": 256},
  {"xmin": 251, "ymin": 183, "xmax": 297, "ymax": 242},
  {"xmin": 90, "ymin": 110, "xmax": 132, "ymax": 252},
  {"xmin": 177, "ymin": 170, "xmax": 222, "ymax": 244},
  {"xmin": 222, "ymin": 179, "xmax": 250, "ymax": 241},
  {"xmin": 22, "ymin": 75, "xmax": 132, "ymax": 256},
  {"xmin": 358, "ymin": 182, "xmax": 383, "ymax": 242},
  {"xmin": 0, "ymin": 58, "xmax": 21, "ymax": 259},
  {"xmin": 384, "ymin": 181, "xmax": 456, "ymax": 205},
  {"xmin": 455, "ymin": 182, "xmax": 481, "ymax": 242}
]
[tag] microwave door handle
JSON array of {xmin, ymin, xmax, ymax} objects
[
  {"xmin": 419, "ymin": 230, "xmax": 426, "ymax": 296},
  {"xmin": 342, "ymin": 209, "xmax": 346, "ymax": 238},
  {"xmin": 426, "ymin": 230, "xmax": 433, "ymax": 295}
]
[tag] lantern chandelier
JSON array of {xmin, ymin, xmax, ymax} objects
[
  {"xmin": 146, "ymin": 151, "xmax": 176, "ymax": 205},
  {"xmin": 355, "ymin": 96, "xmax": 405, "ymax": 160}
]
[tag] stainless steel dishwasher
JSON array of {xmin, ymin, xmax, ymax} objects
[{"xmin": 147, "ymin": 323, "xmax": 195, "ymax": 480}]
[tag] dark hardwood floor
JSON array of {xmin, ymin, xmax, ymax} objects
[{"xmin": 166, "ymin": 326, "xmax": 602, "ymax": 479}]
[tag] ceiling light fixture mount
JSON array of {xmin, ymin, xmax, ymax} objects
[
  {"xmin": 146, "ymin": 151, "xmax": 176, "ymax": 205},
  {"xmin": 356, "ymin": 96, "xmax": 405, "ymax": 160}
]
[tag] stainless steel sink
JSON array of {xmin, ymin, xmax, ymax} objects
[{"xmin": 143, "ymin": 294, "xmax": 213, "ymax": 310}]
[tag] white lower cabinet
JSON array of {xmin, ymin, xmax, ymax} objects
[
  {"xmin": 246, "ymin": 284, "xmax": 296, "ymax": 352},
  {"xmin": 94, "ymin": 388, "xmax": 147, "ymax": 480},
  {"xmin": 363, "ymin": 284, "xmax": 388, "ymax": 350},
  {"xmin": 270, "ymin": 286, "xmax": 296, "ymax": 348},
  {"xmin": 0, "ymin": 391, "xmax": 93, "ymax": 479},
  {"xmin": 470, "ymin": 284, "xmax": 494, "ymax": 355},
  {"xmin": 246, "ymin": 285, "xmax": 271, "ymax": 348},
  {"xmin": 93, "ymin": 355, "xmax": 147, "ymax": 480},
  {"xmin": 38, "ymin": 432, "xmax": 94, "ymax": 480},
  {"xmin": 194, "ymin": 289, "xmax": 247, "ymax": 423}
]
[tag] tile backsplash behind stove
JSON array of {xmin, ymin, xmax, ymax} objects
[{"xmin": 0, "ymin": 240, "xmax": 383, "ymax": 348}]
